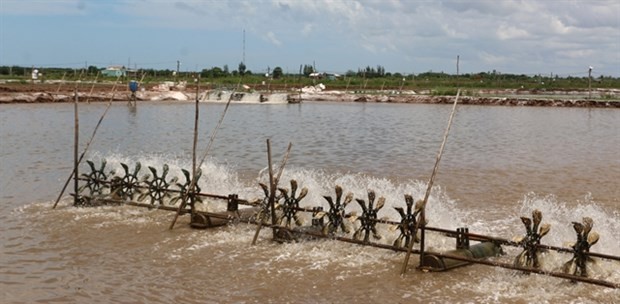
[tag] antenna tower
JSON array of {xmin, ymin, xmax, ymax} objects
[{"xmin": 243, "ymin": 29, "xmax": 246, "ymax": 64}]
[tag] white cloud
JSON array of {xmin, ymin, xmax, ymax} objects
[
  {"xmin": 301, "ymin": 24, "xmax": 314, "ymax": 36},
  {"xmin": 265, "ymin": 31, "xmax": 281, "ymax": 46},
  {"xmin": 478, "ymin": 51, "xmax": 508, "ymax": 65},
  {"xmin": 1, "ymin": 0, "xmax": 88, "ymax": 15},
  {"xmin": 549, "ymin": 17, "xmax": 571, "ymax": 35},
  {"xmin": 174, "ymin": 1, "xmax": 207, "ymax": 15},
  {"xmin": 557, "ymin": 49, "xmax": 595, "ymax": 59},
  {"xmin": 2, "ymin": 0, "xmax": 619, "ymax": 75},
  {"xmin": 497, "ymin": 25, "xmax": 530, "ymax": 40}
]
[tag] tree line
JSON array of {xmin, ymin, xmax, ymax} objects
[{"xmin": 1, "ymin": 64, "xmax": 618, "ymax": 82}]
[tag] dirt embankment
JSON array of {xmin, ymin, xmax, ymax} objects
[
  {"xmin": 1, "ymin": 82, "xmax": 619, "ymax": 108},
  {"xmin": 301, "ymin": 92, "xmax": 620, "ymax": 108}
]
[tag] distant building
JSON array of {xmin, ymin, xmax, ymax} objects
[
  {"xmin": 309, "ymin": 72, "xmax": 323, "ymax": 79},
  {"xmin": 309, "ymin": 72, "xmax": 341, "ymax": 80},
  {"xmin": 326, "ymin": 73, "xmax": 342, "ymax": 80},
  {"xmin": 102, "ymin": 66, "xmax": 126, "ymax": 77}
]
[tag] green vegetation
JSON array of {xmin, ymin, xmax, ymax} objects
[{"xmin": 1, "ymin": 65, "xmax": 619, "ymax": 95}]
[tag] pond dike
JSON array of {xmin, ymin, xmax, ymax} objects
[{"xmin": 1, "ymin": 89, "xmax": 619, "ymax": 108}]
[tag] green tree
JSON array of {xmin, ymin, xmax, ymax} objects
[
  {"xmin": 201, "ymin": 67, "xmax": 226, "ymax": 78},
  {"xmin": 87, "ymin": 65, "xmax": 99, "ymax": 74},
  {"xmin": 272, "ymin": 66, "xmax": 283, "ymax": 79},
  {"xmin": 238, "ymin": 62, "xmax": 246, "ymax": 76},
  {"xmin": 212, "ymin": 67, "xmax": 225, "ymax": 78},
  {"xmin": 303, "ymin": 64, "xmax": 314, "ymax": 76}
]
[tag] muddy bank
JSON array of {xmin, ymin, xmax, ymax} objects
[
  {"xmin": 301, "ymin": 92, "xmax": 620, "ymax": 108},
  {"xmin": 0, "ymin": 91, "xmax": 195, "ymax": 103},
  {"xmin": 1, "ymin": 85, "xmax": 618, "ymax": 108}
]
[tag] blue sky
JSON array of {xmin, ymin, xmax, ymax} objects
[{"xmin": 1, "ymin": 0, "xmax": 619, "ymax": 77}]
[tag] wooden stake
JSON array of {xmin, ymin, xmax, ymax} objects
[
  {"xmin": 456, "ymin": 55, "xmax": 460, "ymax": 87},
  {"xmin": 73, "ymin": 88, "xmax": 79, "ymax": 206},
  {"xmin": 401, "ymin": 89, "xmax": 461, "ymax": 275},
  {"xmin": 85, "ymin": 71, "xmax": 99, "ymax": 104},
  {"xmin": 52, "ymin": 92, "xmax": 112, "ymax": 209},
  {"xmin": 193, "ymin": 78, "xmax": 199, "ymax": 172},
  {"xmin": 169, "ymin": 90, "xmax": 235, "ymax": 229},
  {"xmin": 191, "ymin": 77, "xmax": 200, "ymax": 214},
  {"xmin": 251, "ymin": 141, "xmax": 292, "ymax": 245},
  {"xmin": 267, "ymin": 141, "xmax": 276, "ymax": 237},
  {"xmin": 588, "ymin": 66, "xmax": 593, "ymax": 100},
  {"xmin": 104, "ymin": 74, "xmax": 122, "ymax": 103},
  {"xmin": 56, "ymin": 71, "xmax": 67, "ymax": 94}
]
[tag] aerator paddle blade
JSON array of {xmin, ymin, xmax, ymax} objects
[
  {"xmin": 513, "ymin": 209, "xmax": 549, "ymax": 269},
  {"xmin": 563, "ymin": 217, "xmax": 599, "ymax": 277}
]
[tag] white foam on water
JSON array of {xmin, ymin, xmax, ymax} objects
[
  {"xmin": 266, "ymin": 93, "xmax": 290, "ymax": 104},
  {"xmin": 203, "ymin": 91, "xmax": 290, "ymax": 104},
  {"xmin": 454, "ymin": 192, "xmax": 620, "ymax": 303},
  {"xmin": 515, "ymin": 192, "xmax": 619, "ymax": 255},
  {"xmin": 20, "ymin": 151, "xmax": 619, "ymax": 301},
  {"xmin": 82, "ymin": 151, "xmax": 263, "ymax": 212},
  {"xmin": 251, "ymin": 166, "xmax": 468, "ymax": 250},
  {"xmin": 62, "ymin": 152, "xmax": 620, "ymax": 255}
]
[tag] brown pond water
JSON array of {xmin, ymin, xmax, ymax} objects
[{"xmin": 1, "ymin": 101, "xmax": 619, "ymax": 303}]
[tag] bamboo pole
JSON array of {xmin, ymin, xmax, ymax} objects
[
  {"xmin": 139, "ymin": 71, "xmax": 146, "ymax": 86},
  {"xmin": 191, "ymin": 77, "xmax": 200, "ymax": 215},
  {"xmin": 251, "ymin": 141, "xmax": 292, "ymax": 245},
  {"xmin": 169, "ymin": 90, "xmax": 235, "ymax": 229},
  {"xmin": 193, "ymin": 78, "xmax": 199, "ymax": 173},
  {"xmin": 267, "ymin": 141, "xmax": 276, "ymax": 237},
  {"xmin": 73, "ymin": 88, "xmax": 79, "ymax": 206},
  {"xmin": 85, "ymin": 71, "xmax": 100, "ymax": 104},
  {"xmin": 401, "ymin": 89, "xmax": 461, "ymax": 275},
  {"xmin": 56, "ymin": 71, "xmax": 67, "ymax": 94},
  {"xmin": 77, "ymin": 68, "xmax": 85, "ymax": 82},
  {"xmin": 52, "ymin": 76, "xmax": 120, "ymax": 209},
  {"xmin": 133, "ymin": 72, "xmax": 147, "ymax": 106},
  {"xmin": 99, "ymin": 74, "xmax": 122, "ymax": 103},
  {"xmin": 456, "ymin": 55, "xmax": 460, "ymax": 87},
  {"xmin": 588, "ymin": 66, "xmax": 593, "ymax": 100}
]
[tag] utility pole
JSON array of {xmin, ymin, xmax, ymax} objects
[
  {"xmin": 588, "ymin": 66, "xmax": 593, "ymax": 99},
  {"xmin": 243, "ymin": 29, "xmax": 246, "ymax": 65},
  {"xmin": 456, "ymin": 55, "xmax": 460, "ymax": 88},
  {"xmin": 176, "ymin": 60, "xmax": 181, "ymax": 84}
]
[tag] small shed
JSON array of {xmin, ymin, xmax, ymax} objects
[{"xmin": 102, "ymin": 66, "xmax": 126, "ymax": 77}]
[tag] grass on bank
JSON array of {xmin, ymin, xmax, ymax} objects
[{"xmin": 2, "ymin": 68, "xmax": 619, "ymax": 100}]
